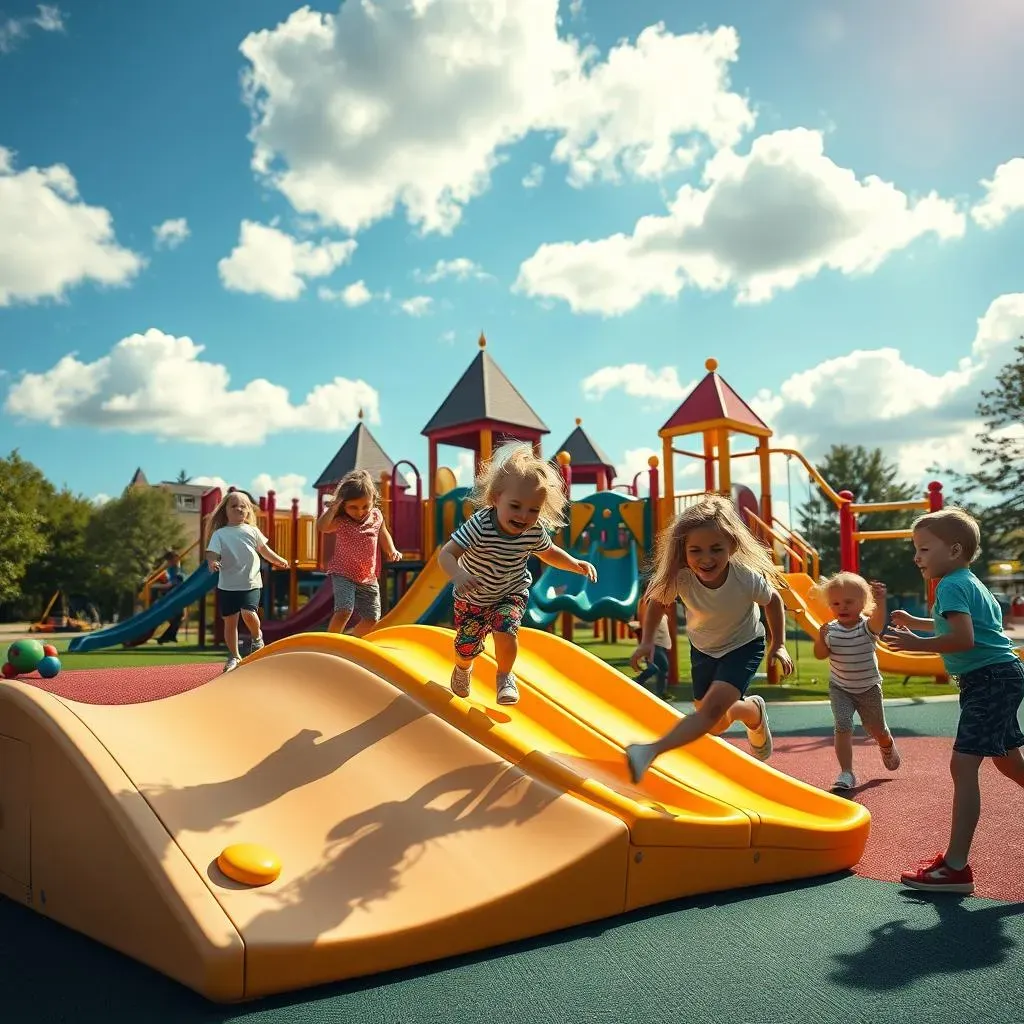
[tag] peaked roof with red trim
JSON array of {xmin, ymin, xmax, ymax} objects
[
  {"xmin": 421, "ymin": 334, "xmax": 549, "ymax": 436},
  {"xmin": 660, "ymin": 358, "xmax": 771, "ymax": 436},
  {"xmin": 314, "ymin": 415, "xmax": 397, "ymax": 490}
]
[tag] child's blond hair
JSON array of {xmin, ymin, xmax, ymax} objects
[
  {"xmin": 330, "ymin": 469, "xmax": 380, "ymax": 515},
  {"xmin": 912, "ymin": 507, "xmax": 981, "ymax": 563},
  {"xmin": 811, "ymin": 571, "xmax": 876, "ymax": 616},
  {"xmin": 206, "ymin": 489, "xmax": 258, "ymax": 545},
  {"xmin": 646, "ymin": 492, "xmax": 785, "ymax": 605},
  {"xmin": 470, "ymin": 441, "xmax": 568, "ymax": 531}
]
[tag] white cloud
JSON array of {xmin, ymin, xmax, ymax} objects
[
  {"xmin": 250, "ymin": 472, "xmax": 318, "ymax": 515},
  {"xmin": 239, "ymin": 4, "xmax": 753, "ymax": 235},
  {"xmin": 581, "ymin": 363, "xmax": 695, "ymax": 402},
  {"xmin": 439, "ymin": 329, "xmax": 456, "ymax": 344},
  {"xmin": 91, "ymin": 492, "xmax": 111, "ymax": 506},
  {"xmin": 400, "ymin": 295, "xmax": 434, "ymax": 316},
  {"xmin": 318, "ymin": 280, "xmax": 378, "ymax": 307},
  {"xmin": 522, "ymin": 163, "xmax": 545, "ymax": 188},
  {"xmin": 745, "ymin": 292, "xmax": 1024, "ymax": 485},
  {"xmin": 415, "ymin": 258, "xmax": 490, "ymax": 283},
  {"xmin": 516, "ymin": 128, "xmax": 966, "ymax": 315},
  {"xmin": 0, "ymin": 146, "xmax": 144, "ymax": 306},
  {"xmin": 448, "ymin": 450, "xmax": 477, "ymax": 486},
  {"xmin": 971, "ymin": 157, "xmax": 1024, "ymax": 229},
  {"xmin": 3, "ymin": 327, "xmax": 380, "ymax": 446},
  {"xmin": 217, "ymin": 220, "xmax": 356, "ymax": 300},
  {"xmin": 0, "ymin": 4, "xmax": 64, "ymax": 53},
  {"xmin": 153, "ymin": 217, "xmax": 190, "ymax": 250}
]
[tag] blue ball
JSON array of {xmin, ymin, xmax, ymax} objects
[{"xmin": 37, "ymin": 655, "xmax": 61, "ymax": 679}]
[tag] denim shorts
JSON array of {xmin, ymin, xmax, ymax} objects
[
  {"xmin": 689, "ymin": 636, "xmax": 766, "ymax": 701},
  {"xmin": 953, "ymin": 658, "xmax": 1024, "ymax": 758}
]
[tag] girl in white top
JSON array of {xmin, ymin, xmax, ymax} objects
[
  {"xmin": 625, "ymin": 494, "xmax": 794, "ymax": 783},
  {"xmin": 205, "ymin": 490, "xmax": 288, "ymax": 672},
  {"xmin": 811, "ymin": 571, "xmax": 901, "ymax": 791}
]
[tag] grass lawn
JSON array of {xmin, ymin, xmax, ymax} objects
[
  {"xmin": 25, "ymin": 624, "xmax": 962, "ymax": 701},
  {"xmin": 574, "ymin": 633, "xmax": 962, "ymax": 701}
]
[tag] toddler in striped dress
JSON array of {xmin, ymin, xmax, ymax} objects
[{"xmin": 812, "ymin": 572, "xmax": 901, "ymax": 792}]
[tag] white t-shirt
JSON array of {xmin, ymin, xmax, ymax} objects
[
  {"xmin": 824, "ymin": 618, "xmax": 883, "ymax": 692},
  {"xmin": 675, "ymin": 562, "xmax": 772, "ymax": 658},
  {"xmin": 207, "ymin": 524, "xmax": 268, "ymax": 591},
  {"xmin": 651, "ymin": 614, "xmax": 672, "ymax": 649}
]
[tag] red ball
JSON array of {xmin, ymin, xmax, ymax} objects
[
  {"xmin": 1, "ymin": 662, "xmax": 17, "ymax": 679},
  {"xmin": 42, "ymin": 643, "xmax": 58, "ymax": 658}
]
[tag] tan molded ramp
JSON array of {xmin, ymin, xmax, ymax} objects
[
  {"xmin": 0, "ymin": 656, "xmax": 628, "ymax": 1002},
  {"xmin": 262, "ymin": 627, "xmax": 870, "ymax": 910}
]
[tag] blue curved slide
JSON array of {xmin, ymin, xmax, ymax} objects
[
  {"xmin": 68, "ymin": 566, "xmax": 219, "ymax": 653},
  {"xmin": 528, "ymin": 541, "xmax": 641, "ymax": 623}
]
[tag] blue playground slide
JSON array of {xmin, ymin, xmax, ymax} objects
[
  {"xmin": 68, "ymin": 565, "xmax": 219, "ymax": 653},
  {"xmin": 528, "ymin": 540, "xmax": 641, "ymax": 623}
]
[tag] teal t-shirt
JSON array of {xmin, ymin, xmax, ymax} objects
[{"xmin": 932, "ymin": 568, "xmax": 1017, "ymax": 676}]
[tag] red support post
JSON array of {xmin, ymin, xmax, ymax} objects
[{"xmin": 926, "ymin": 480, "xmax": 944, "ymax": 608}]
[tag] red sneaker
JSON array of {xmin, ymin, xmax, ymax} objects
[{"xmin": 900, "ymin": 853, "xmax": 974, "ymax": 894}]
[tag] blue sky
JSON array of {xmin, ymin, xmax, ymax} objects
[{"xmin": 1, "ymin": 0, "xmax": 1022, "ymax": 524}]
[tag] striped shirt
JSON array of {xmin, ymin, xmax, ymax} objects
[
  {"xmin": 824, "ymin": 618, "xmax": 883, "ymax": 692},
  {"xmin": 450, "ymin": 508, "xmax": 552, "ymax": 603}
]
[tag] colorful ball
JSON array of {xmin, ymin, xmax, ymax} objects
[
  {"xmin": 42, "ymin": 643, "xmax": 58, "ymax": 658},
  {"xmin": 1, "ymin": 662, "xmax": 17, "ymax": 679},
  {"xmin": 8, "ymin": 639, "xmax": 44, "ymax": 673},
  {"xmin": 36, "ymin": 655, "xmax": 61, "ymax": 679}
]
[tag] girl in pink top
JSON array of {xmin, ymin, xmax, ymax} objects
[{"xmin": 316, "ymin": 470, "xmax": 401, "ymax": 635}]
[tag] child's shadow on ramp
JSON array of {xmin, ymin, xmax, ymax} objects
[
  {"xmin": 242, "ymin": 761, "xmax": 561, "ymax": 941},
  {"xmin": 830, "ymin": 893, "xmax": 1024, "ymax": 990},
  {"xmin": 139, "ymin": 697, "xmax": 428, "ymax": 835}
]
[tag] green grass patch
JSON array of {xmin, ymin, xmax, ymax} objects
[
  {"xmin": 29, "ymin": 624, "xmax": 961, "ymax": 701},
  {"xmin": 574, "ymin": 633, "xmax": 961, "ymax": 702}
]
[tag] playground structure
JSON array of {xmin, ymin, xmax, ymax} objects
[
  {"xmin": 17, "ymin": 347, "xmax": 1024, "ymax": 1003},
  {"xmin": 72, "ymin": 346, "xmax": 964, "ymax": 686}
]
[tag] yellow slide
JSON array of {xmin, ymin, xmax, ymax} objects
[
  {"xmin": 0, "ymin": 624, "xmax": 868, "ymax": 1003},
  {"xmin": 373, "ymin": 549, "xmax": 451, "ymax": 629},
  {"xmin": 782, "ymin": 572, "xmax": 951, "ymax": 678}
]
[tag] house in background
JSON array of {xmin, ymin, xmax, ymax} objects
[{"xmin": 127, "ymin": 468, "xmax": 209, "ymax": 567}]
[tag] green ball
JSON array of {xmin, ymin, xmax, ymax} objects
[{"xmin": 8, "ymin": 639, "xmax": 45, "ymax": 673}]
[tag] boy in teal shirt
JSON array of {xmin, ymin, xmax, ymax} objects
[{"xmin": 886, "ymin": 507, "xmax": 1023, "ymax": 894}]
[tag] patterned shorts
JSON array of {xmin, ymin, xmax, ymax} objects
[
  {"xmin": 453, "ymin": 594, "xmax": 527, "ymax": 659},
  {"xmin": 331, "ymin": 575, "xmax": 381, "ymax": 623},
  {"xmin": 953, "ymin": 658, "xmax": 1024, "ymax": 758}
]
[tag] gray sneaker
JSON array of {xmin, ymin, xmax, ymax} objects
[
  {"xmin": 248, "ymin": 633, "xmax": 265, "ymax": 657},
  {"xmin": 880, "ymin": 740, "xmax": 901, "ymax": 771},
  {"xmin": 450, "ymin": 665, "xmax": 472, "ymax": 698},
  {"xmin": 223, "ymin": 656, "xmax": 240, "ymax": 673},
  {"xmin": 495, "ymin": 673, "xmax": 520, "ymax": 705},
  {"xmin": 747, "ymin": 694, "xmax": 773, "ymax": 761}
]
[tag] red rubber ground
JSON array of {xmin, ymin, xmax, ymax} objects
[{"xmin": 14, "ymin": 665, "xmax": 1024, "ymax": 901}]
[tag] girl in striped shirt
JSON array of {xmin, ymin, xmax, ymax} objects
[
  {"xmin": 812, "ymin": 571, "xmax": 901, "ymax": 792},
  {"xmin": 439, "ymin": 443, "xmax": 597, "ymax": 706}
]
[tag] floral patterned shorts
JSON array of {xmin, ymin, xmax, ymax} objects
[{"xmin": 453, "ymin": 594, "xmax": 528, "ymax": 659}]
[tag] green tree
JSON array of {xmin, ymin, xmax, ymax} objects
[
  {"xmin": 22, "ymin": 488, "xmax": 97, "ymax": 615},
  {"xmin": 0, "ymin": 451, "xmax": 51, "ymax": 609},
  {"xmin": 798, "ymin": 444, "xmax": 924, "ymax": 595},
  {"xmin": 175, "ymin": 469, "xmax": 191, "ymax": 484},
  {"xmin": 84, "ymin": 486, "xmax": 187, "ymax": 619},
  {"xmin": 936, "ymin": 342, "xmax": 1023, "ymax": 560}
]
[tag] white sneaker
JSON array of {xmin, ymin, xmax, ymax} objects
[
  {"xmin": 746, "ymin": 694, "xmax": 773, "ymax": 761},
  {"xmin": 625, "ymin": 743, "xmax": 656, "ymax": 784},
  {"xmin": 223, "ymin": 657, "xmax": 240, "ymax": 673},
  {"xmin": 496, "ymin": 673, "xmax": 520, "ymax": 705},
  {"xmin": 832, "ymin": 770, "xmax": 857, "ymax": 791},
  {"xmin": 880, "ymin": 740, "xmax": 901, "ymax": 771},
  {"xmin": 450, "ymin": 665, "xmax": 472, "ymax": 698}
]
